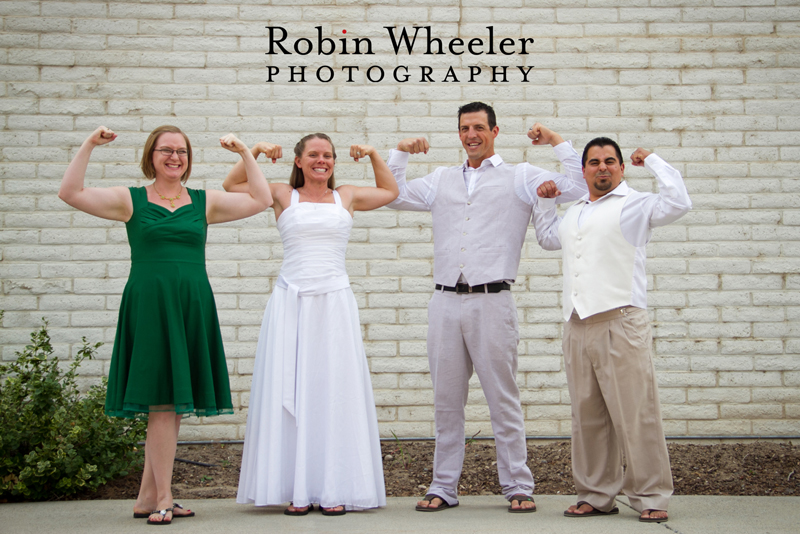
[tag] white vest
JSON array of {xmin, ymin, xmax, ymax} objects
[
  {"xmin": 558, "ymin": 193, "xmax": 637, "ymax": 321},
  {"xmin": 431, "ymin": 164, "xmax": 533, "ymax": 286}
]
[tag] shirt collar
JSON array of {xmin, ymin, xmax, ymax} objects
[
  {"xmin": 579, "ymin": 181, "xmax": 630, "ymax": 204},
  {"xmin": 462, "ymin": 153, "xmax": 504, "ymax": 171}
]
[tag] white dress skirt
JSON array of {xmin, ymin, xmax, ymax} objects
[{"xmin": 237, "ymin": 190, "xmax": 386, "ymax": 510}]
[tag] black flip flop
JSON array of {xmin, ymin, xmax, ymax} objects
[
  {"xmin": 507, "ymin": 493, "xmax": 537, "ymax": 513},
  {"xmin": 564, "ymin": 501, "xmax": 619, "ymax": 518},
  {"xmin": 639, "ymin": 509, "xmax": 668, "ymax": 523},
  {"xmin": 320, "ymin": 505, "xmax": 346, "ymax": 516},
  {"xmin": 135, "ymin": 503, "xmax": 194, "ymax": 519},
  {"xmin": 146, "ymin": 507, "xmax": 173, "ymax": 525},
  {"xmin": 284, "ymin": 503, "xmax": 314, "ymax": 516},
  {"xmin": 415, "ymin": 494, "xmax": 458, "ymax": 512}
]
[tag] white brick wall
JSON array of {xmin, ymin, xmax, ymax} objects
[{"xmin": 1, "ymin": 0, "xmax": 798, "ymax": 440}]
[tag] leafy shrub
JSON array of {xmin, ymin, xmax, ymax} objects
[{"xmin": 0, "ymin": 314, "xmax": 147, "ymax": 500}]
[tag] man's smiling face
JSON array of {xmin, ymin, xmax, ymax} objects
[{"xmin": 458, "ymin": 111, "xmax": 499, "ymax": 168}]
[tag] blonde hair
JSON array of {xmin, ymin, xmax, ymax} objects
[
  {"xmin": 140, "ymin": 125, "xmax": 192, "ymax": 183},
  {"xmin": 289, "ymin": 133, "xmax": 336, "ymax": 190}
]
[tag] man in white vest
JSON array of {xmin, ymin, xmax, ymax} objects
[
  {"xmin": 387, "ymin": 102, "xmax": 588, "ymax": 513},
  {"xmin": 533, "ymin": 137, "xmax": 692, "ymax": 523}
]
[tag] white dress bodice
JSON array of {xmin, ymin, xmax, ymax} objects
[{"xmin": 277, "ymin": 189, "xmax": 353, "ymax": 287}]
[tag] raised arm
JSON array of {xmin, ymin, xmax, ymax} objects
[
  {"xmin": 520, "ymin": 123, "xmax": 587, "ymax": 204},
  {"xmin": 532, "ymin": 181, "xmax": 564, "ymax": 251},
  {"xmin": 385, "ymin": 137, "xmax": 441, "ymax": 212},
  {"xmin": 337, "ymin": 144, "xmax": 399, "ymax": 214},
  {"xmin": 206, "ymin": 134, "xmax": 273, "ymax": 224},
  {"xmin": 58, "ymin": 126, "xmax": 133, "ymax": 222},
  {"xmin": 221, "ymin": 141, "xmax": 282, "ymax": 193},
  {"xmin": 620, "ymin": 148, "xmax": 692, "ymax": 247}
]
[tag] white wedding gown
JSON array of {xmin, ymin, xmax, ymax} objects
[{"xmin": 237, "ymin": 189, "xmax": 386, "ymax": 510}]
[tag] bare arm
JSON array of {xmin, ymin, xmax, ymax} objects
[
  {"xmin": 58, "ymin": 126, "xmax": 133, "ymax": 222},
  {"xmin": 221, "ymin": 141, "xmax": 282, "ymax": 193},
  {"xmin": 338, "ymin": 144, "xmax": 399, "ymax": 213},
  {"xmin": 206, "ymin": 134, "xmax": 273, "ymax": 225}
]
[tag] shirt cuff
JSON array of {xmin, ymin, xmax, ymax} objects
[{"xmin": 387, "ymin": 149, "xmax": 409, "ymax": 166}]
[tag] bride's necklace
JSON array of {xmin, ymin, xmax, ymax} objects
[
  {"xmin": 153, "ymin": 183, "xmax": 182, "ymax": 208},
  {"xmin": 301, "ymin": 187, "xmax": 330, "ymax": 203}
]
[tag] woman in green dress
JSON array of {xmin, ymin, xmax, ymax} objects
[{"xmin": 59, "ymin": 125, "xmax": 272, "ymax": 524}]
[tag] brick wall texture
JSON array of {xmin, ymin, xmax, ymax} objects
[{"xmin": 1, "ymin": 0, "xmax": 799, "ymax": 441}]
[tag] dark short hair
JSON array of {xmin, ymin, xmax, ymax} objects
[
  {"xmin": 582, "ymin": 137, "xmax": 623, "ymax": 167},
  {"xmin": 289, "ymin": 133, "xmax": 336, "ymax": 190},
  {"xmin": 457, "ymin": 102, "xmax": 497, "ymax": 130},
  {"xmin": 141, "ymin": 125, "xmax": 192, "ymax": 183}
]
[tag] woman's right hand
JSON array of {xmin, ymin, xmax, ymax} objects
[
  {"xmin": 253, "ymin": 142, "xmax": 282, "ymax": 163},
  {"xmin": 87, "ymin": 126, "xmax": 117, "ymax": 147}
]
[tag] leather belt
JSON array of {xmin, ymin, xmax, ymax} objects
[{"xmin": 435, "ymin": 282, "xmax": 511, "ymax": 294}]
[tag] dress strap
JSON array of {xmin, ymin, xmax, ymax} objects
[
  {"xmin": 290, "ymin": 188, "xmax": 299, "ymax": 206},
  {"xmin": 332, "ymin": 189, "xmax": 342, "ymax": 207}
]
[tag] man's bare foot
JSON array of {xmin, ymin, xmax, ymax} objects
[
  {"xmin": 566, "ymin": 502, "xmax": 595, "ymax": 515},
  {"xmin": 563, "ymin": 501, "xmax": 619, "ymax": 517},
  {"xmin": 640, "ymin": 509, "xmax": 668, "ymax": 522},
  {"xmin": 417, "ymin": 496, "xmax": 444, "ymax": 509},
  {"xmin": 509, "ymin": 494, "xmax": 536, "ymax": 512}
]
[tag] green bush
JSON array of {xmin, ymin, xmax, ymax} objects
[{"xmin": 0, "ymin": 314, "xmax": 147, "ymax": 500}]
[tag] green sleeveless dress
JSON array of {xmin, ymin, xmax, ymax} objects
[{"xmin": 105, "ymin": 187, "xmax": 233, "ymax": 418}]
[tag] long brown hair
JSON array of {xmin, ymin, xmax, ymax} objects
[
  {"xmin": 140, "ymin": 125, "xmax": 192, "ymax": 183},
  {"xmin": 289, "ymin": 133, "xmax": 336, "ymax": 190}
]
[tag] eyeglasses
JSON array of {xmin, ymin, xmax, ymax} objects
[{"xmin": 155, "ymin": 148, "xmax": 188, "ymax": 157}]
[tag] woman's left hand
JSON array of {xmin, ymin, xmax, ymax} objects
[
  {"xmin": 220, "ymin": 133, "xmax": 248, "ymax": 154},
  {"xmin": 350, "ymin": 144, "xmax": 375, "ymax": 162}
]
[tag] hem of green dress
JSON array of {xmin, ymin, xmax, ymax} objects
[{"xmin": 105, "ymin": 402, "xmax": 234, "ymax": 419}]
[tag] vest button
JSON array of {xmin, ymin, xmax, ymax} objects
[
  {"xmin": 576, "ymin": 253, "xmax": 581, "ymax": 258},
  {"xmin": 574, "ymin": 273, "xmax": 578, "ymax": 277},
  {"xmin": 573, "ymin": 291, "xmax": 577, "ymax": 296},
  {"xmin": 463, "ymin": 232, "xmax": 467, "ymax": 236},
  {"xmin": 465, "ymin": 217, "xmax": 470, "ymax": 221},
  {"xmin": 467, "ymin": 201, "xmax": 472, "ymax": 205},
  {"xmin": 577, "ymin": 235, "xmax": 582, "ymax": 240},
  {"xmin": 459, "ymin": 264, "xmax": 464, "ymax": 268},
  {"xmin": 461, "ymin": 248, "xmax": 466, "ymax": 252}
]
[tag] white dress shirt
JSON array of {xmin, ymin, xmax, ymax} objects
[{"xmin": 533, "ymin": 153, "xmax": 692, "ymax": 310}]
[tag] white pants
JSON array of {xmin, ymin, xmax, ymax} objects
[{"xmin": 425, "ymin": 289, "xmax": 534, "ymax": 505}]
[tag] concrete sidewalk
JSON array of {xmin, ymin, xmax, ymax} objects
[{"xmin": 1, "ymin": 495, "xmax": 798, "ymax": 534}]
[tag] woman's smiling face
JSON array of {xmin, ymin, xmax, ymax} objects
[{"xmin": 296, "ymin": 137, "xmax": 335, "ymax": 183}]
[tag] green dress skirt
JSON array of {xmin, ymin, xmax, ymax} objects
[{"xmin": 105, "ymin": 187, "xmax": 233, "ymax": 418}]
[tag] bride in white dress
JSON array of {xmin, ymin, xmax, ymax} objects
[{"xmin": 223, "ymin": 134, "xmax": 399, "ymax": 515}]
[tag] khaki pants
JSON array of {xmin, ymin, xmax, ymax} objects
[
  {"xmin": 425, "ymin": 289, "xmax": 534, "ymax": 505},
  {"xmin": 563, "ymin": 306, "xmax": 673, "ymax": 512}
]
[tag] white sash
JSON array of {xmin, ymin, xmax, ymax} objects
[{"xmin": 276, "ymin": 273, "xmax": 351, "ymax": 420}]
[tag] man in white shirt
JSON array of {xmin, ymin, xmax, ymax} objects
[
  {"xmin": 533, "ymin": 137, "xmax": 692, "ymax": 523},
  {"xmin": 387, "ymin": 102, "xmax": 588, "ymax": 513}
]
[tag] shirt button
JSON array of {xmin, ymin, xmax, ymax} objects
[
  {"xmin": 573, "ymin": 291, "xmax": 578, "ymax": 296},
  {"xmin": 574, "ymin": 273, "xmax": 578, "ymax": 277},
  {"xmin": 459, "ymin": 264, "xmax": 464, "ymax": 268},
  {"xmin": 577, "ymin": 235, "xmax": 582, "ymax": 240},
  {"xmin": 461, "ymin": 248, "xmax": 466, "ymax": 252},
  {"xmin": 576, "ymin": 253, "xmax": 581, "ymax": 258},
  {"xmin": 463, "ymin": 232, "xmax": 467, "ymax": 236},
  {"xmin": 465, "ymin": 217, "xmax": 470, "ymax": 221},
  {"xmin": 467, "ymin": 201, "xmax": 472, "ymax": 205}
]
